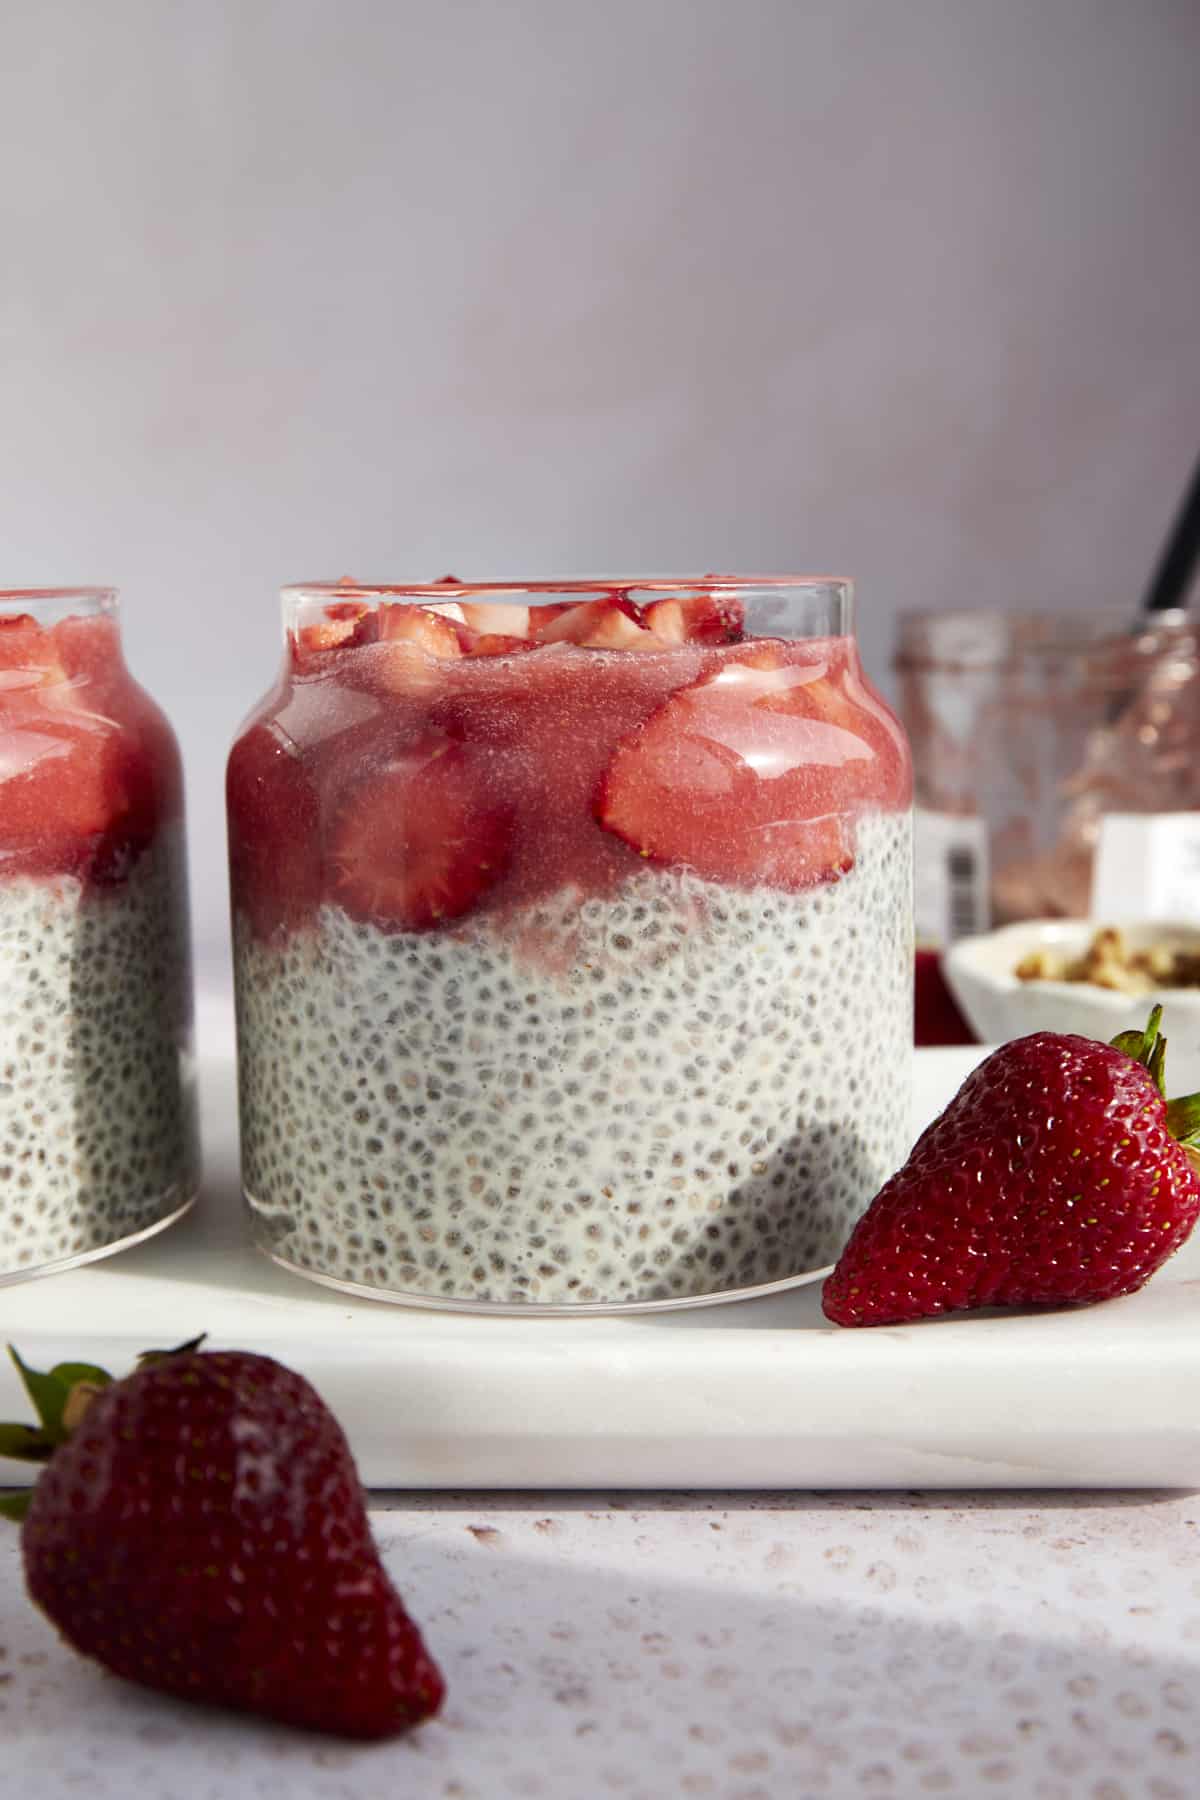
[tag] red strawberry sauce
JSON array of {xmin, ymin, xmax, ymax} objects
[
  {"xmin": 228, "ymin": 623, "xmax": 910, "ymax": 941},
  {"xmin": 0, "ymin": 610, "xmax": 182, "ymax": 884}
]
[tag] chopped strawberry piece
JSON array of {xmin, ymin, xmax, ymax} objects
[
  {"xmin": 348, "ymin": 609, "xmax": 380, "ymax": 645},
  {"xmin": 0, "ymin": 614, "xmax": 68, "ymax": 687},
  {"xmin": 535, "ymin": 596, "xmax": 657, "ymax": 650},
  {"xmin": 375, "ymin": 605, "xmax": 465, "ymax": 658},
  {"xmin": 644, "ymin": 592, "xmax": 745, "ymax": 646},
  {"xmin": 596, "ymin": 645, "xmax": 906, "ymax": 890},
  {"xmin": 459, "ymin": 601, "xmax": 530, "ymax": 639},
  {"xmin": 644, "ymin": 594, "xmax": 744, "ymax": 644},
  {"xmin": 339, "ymin": 605, "xmax": 468, "ymax": 696},
  {"xmin": 642, "ymin": 599, "xmax": 687, "ymax": 645},
  {"xmin": 294, "ymin": 602, "xmax": 371, "ymax": 661},
  {"xmin": 327, "ymin": 735, "xmax": 513, "ymax": 930},
  {"xmin": 526, "ymin": 602, "xmax": 575, "ymax": 634},
  {"xmin": 685, "ymin": 590, "xmax": 746, "ymax": 644},
  {"xmin": 226, "ymin": 723, "xmax": 321, "ymax": 938}
]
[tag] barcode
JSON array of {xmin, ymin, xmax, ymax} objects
[{"xmin": 947, "ymin": 845, "xmax": 980, "ymax": 940}]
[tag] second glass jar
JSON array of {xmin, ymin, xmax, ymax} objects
[
  {"xmin": 228, "ymin": 579, "xmax": 913, "ymax": 1312},
  {"xmin": 0, "ymin": 588, "xmax": 198, "ymax": 1282}
]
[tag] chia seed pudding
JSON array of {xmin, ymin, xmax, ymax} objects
[
  {"xmin": 0, "ymin": 592, "xmax": 199, "ymax": 1283},
  {"xmin": 229, "ymin": 579, "xmax": 913, "ymax": 1311}
]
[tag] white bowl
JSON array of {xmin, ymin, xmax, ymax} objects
[{"xmin": 944, "ymin": 919, "xmax": 1200, "ymax": 1094}]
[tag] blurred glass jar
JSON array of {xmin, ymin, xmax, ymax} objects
[
  {"xmin": 0, "ymin": 589, "xmax": 199, "ymax": 1282},
  {"xmin": 895, "ymin": 609, "xmax": 1200, "ymax": 953}
]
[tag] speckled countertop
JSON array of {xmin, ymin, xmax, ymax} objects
[{"xmin": 6, "ymin": 1486, "xmax": 1200, "ymax": 1798}]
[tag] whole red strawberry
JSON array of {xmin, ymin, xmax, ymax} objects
[
  {"xmin": 0, "ymin": 1342, "xmax": 444, "ymax": 1738},
  {"xmin": 823, "ymin": 1007, "xmax": 1200, "ymax": 1327}
]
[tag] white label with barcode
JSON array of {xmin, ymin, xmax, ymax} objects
[
  {"xmin": 1092, "ymin": 813, "xmax": 1200, "ymax": 922},
  {"xmin": 913, "ymin": 808, "xmax": 990, "ymax": 945}
]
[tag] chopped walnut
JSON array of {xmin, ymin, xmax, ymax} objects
[{"xmin": 1015, "ymin": 927, "xmax": 1200, "ymax": 993}]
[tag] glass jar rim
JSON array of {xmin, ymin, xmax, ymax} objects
[
  {"xmin": 0, "ymin": 586, "xmax": 117, "ymax": 614},
  {"xmin": 282, "ymin": 575, "xmax": 852, "ymax": 602},
  {"xmin": 280, "ymin": 576, "xmax": 855, "ymax": 644},
  {"xmin": 894, "ymin": 606, "xmax": 1195, "ymax": 672}
]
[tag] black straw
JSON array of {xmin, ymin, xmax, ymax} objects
[{"xmin": 1142, "ymin": 450, "xmax": 1200, "ymax": 614}]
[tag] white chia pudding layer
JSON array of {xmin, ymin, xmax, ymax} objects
[
  {"xmin": 236, "ymin": 811, "xmax": 913, "ymax": 1308},
  {"xmin": 0, "ymin": 840, "xmax": 199, "ymax": 1279}
]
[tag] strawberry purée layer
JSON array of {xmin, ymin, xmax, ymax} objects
[
  {"xmin": 0, "ymin": 612, "xmax": 182, "ymax": 885},
  {"xmin": 228, "ymin": 616, "xmax": 910, "ymax": 943}
]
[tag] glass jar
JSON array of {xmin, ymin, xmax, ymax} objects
[
  {"xmin": 896, "ymin": 608, "xmax": 1200, "ymax": 1041},
  {"xmin": 0, "ymin": 589, "xmax": 199, "ymax": 1281},
  {"xmin": 228, "ymin": 578, "xmax": 913, "ymax": 1313}
]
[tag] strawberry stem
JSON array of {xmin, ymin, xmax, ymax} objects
[
  {"xmin": 136, "ymin": 1334, "xmax": 206, "ymax": 1366},
  {"xmin": 1111, "ymin": 1005, "xmax": 1166, "ymax": 1092}
]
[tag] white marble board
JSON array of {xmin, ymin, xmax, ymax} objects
[{"xmin": 2, "ymin": 997, "xmax": 1199, "ymax": 1491}]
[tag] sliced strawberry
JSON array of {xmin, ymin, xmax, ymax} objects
[
  {"xmin": 0, "ymin": 705, "xmax": 157, "ymax": 882},
  {"xmin": 326, "ymin": 735, "xmax": 513, "ymax": 930},
  {"xmin": 459, "ymin": 601, "xmax": 530, "ymax": 639},
  {"xmin": 227, "ymin": 722, "xmax": 321, "ymax": 939},
  {"xmin": 596, "ymin": 646, "xmax": 905, "ymax": 890},
  {"xmin": 534, "ymin": 596, "xmax": 658, "ymax": 650}
]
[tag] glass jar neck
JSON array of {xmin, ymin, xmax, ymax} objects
[{"xmin": 0, "ymin": 590, "xmax": 124, "ymax": 691}]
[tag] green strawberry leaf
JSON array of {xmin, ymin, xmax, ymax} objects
[
  {"xmin": 48, "ymin": 1362, "xmax": 113, "ymax": 1392},
  {"xmin": 0, "ymin": 1489, "xmax": 32, "ymax": 1523},
  {"xmin": 0, "ymin": 1423, "xmax": 56, "ymax": 1464},
  {"xmin": 7, "ymin": 1346, "xmax": 72, "ymax": 1443},
  {"xmin": 1166, "ymin": 1092, "xmax": 1200, "ymax": 1148},
  {"xmin": 5, "ymin": 1347, "xmax": 117, "ymax": 1450}
]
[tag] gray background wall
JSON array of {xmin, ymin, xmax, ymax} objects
[{"xmin": 3, "ymin": 0, "xmax": 1198, "ymax": 974}]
